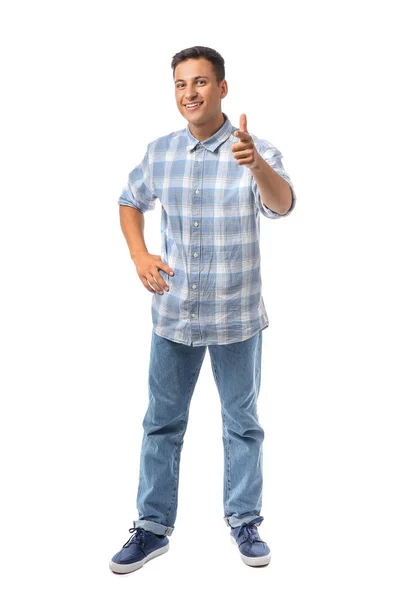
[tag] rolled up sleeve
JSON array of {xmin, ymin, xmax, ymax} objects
[
  {"xmin": 252, "ymin": 141, "xmax": 297, "ymax": 219},
  {"xmin": 118, "ymin": 143, "xmax": 157, "ymax": 213}
]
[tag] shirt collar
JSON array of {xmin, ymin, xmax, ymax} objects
[{"xmin": 185, "ymin": 112, "xmax": 234, "ymax": 152}]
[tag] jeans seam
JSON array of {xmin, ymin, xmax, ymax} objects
[
  {"xmin": 164, "ymin": 352, "xmax": 205, "ymax": 523},
  {"xmin": 210, "ymin": 355, "xmax": 231, "ymax": 514}
]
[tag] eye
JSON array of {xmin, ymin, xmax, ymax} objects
[{"xmin": 176, "ymin": 80, "xmax": 206, "ymax": 89}]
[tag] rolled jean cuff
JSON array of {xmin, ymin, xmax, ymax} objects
[
  {"xmin": 224, "ymin": 514, "xmax": 264, "ymax": 528},
  {"xmin": 134, "ymin": 519, "xmax": 174, "ymax": 536}
]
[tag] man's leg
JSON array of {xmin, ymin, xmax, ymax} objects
[
  {"xmin": 135, "ymin": 329, "xmax": 207, "ymax": 536},
  {"xmin": 208, "ymin": 330, "xmax": 265, "ymax": 528}
]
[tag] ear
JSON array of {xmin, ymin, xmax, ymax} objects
[{"xmin": 220, "ymin": 80, "xmax": 228, "ymax": 99}]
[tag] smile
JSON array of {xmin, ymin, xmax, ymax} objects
[{"xmin": 185, "ymin": 102, "xmax": 204, "ymax": 110}]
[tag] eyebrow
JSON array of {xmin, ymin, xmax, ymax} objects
[{"xmin": 174, "ymin": 75, "xmax": 210, "ymax": 83}]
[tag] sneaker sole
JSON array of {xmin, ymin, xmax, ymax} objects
[
  {"xmin": 230, "ymin": 534, "xmax": 271, "ymax": 567},
  {"xmin": 109, "ymin": 542, "xmax": 169, "ymax": 574}
]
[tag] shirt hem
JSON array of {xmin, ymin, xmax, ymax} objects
[{"xmin": 152, "ymin": 321, "xmax": 269, "ymax": 347}]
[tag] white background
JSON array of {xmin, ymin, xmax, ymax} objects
[{"xmin": 1, "ymin": 0, "xmax": 399, "ymax": 597}]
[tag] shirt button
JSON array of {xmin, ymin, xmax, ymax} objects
[
  {"xmin": 193, "ymin": 252, "xmax": 198, "ymax": 257},
  {"xmin": 192, "ymin": 284, "xmax": 197, "ymax": 289},
  {"xmin": 195, "ymin": 189, "xmax": 200, "ymax": 195},
  {"xmin": 191, "ymin": 313, "xmax": 196, "ymax": 317},
  {"xmin": 194, "ymin": 221, "xmax": 199, "ymax": 227}
]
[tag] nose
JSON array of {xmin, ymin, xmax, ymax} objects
[{"xmin": 185, "ymin": 84, "xmax": 198, "ymax": 101}]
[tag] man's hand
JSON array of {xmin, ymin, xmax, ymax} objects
[
  {"xmin": 231, "ymin": 114, "xmax": 259, "ymax": 169},
  {"xmin": 133, "ymin": 251, "xmax": 174, "ymax": 295}
]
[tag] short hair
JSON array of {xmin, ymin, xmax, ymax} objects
[{"xmin": 171, "ymin": 46, "xmax": 225, "ymax": 85}]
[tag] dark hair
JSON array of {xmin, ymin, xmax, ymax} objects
[{"xmin": 171, "ymin": 46, "xmax": 225, "ymax": 85}]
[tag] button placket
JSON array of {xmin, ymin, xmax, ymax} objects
[{"xmin": 189, "ymin": 146, "xmax": 203, "ymax": 343}]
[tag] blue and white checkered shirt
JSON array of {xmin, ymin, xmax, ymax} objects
[{"xmin": 118, "ymin": 112, "xmax": 296, "ymax": 346}]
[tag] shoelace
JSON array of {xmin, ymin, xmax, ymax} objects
[
  {"xmin": 123, "ymin": 527, "xmax": 146, "ymax": 549},
  {"xmin": 236, "ymin": 516, "xmax": 264, "ymax": 544}
]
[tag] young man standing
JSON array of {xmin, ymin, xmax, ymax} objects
[{"xmin": 109, "ymin": 46, "xmax": 296, "ymax": 573}]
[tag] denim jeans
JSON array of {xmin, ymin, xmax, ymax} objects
[{"xmin": 133, "ymin": 328, "xmax": 265, "ymax": 536}]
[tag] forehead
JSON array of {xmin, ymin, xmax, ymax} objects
[{"xmin": 174, "ymin": 57, "xmax": 214, "ymax": 78}]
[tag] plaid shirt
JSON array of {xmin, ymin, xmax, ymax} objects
[{"xmin": 118, "ymin": 112, "xmax": 296, "ymax": 346}]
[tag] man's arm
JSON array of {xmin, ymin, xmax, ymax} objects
[
  {"xmin": 231, "ymin": 117, "xmax": 296, "ymax": 218},
  {"xmin": 119, "ymin": 205, "xmax": 149, "ymax": 262},
  {"xmin": 117, "ymin": 143, "xmax": 157, "ymax": 260},
  {"xmin": 250, "ymin": 153, "xmax": 293, "ymax": 215},
  {"xmin": 118, "ymin": 205, "xmax": 173, "ymax": 294}
]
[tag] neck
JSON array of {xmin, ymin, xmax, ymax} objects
[{"xmin": 188, "ymin": 112, "xmax": 226, "ymax": 141}]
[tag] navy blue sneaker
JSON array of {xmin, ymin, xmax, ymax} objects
[
  {"xmin": 109, "ymin": 526, "xmax": 169, "ymax": 574},
  {"xmin": 230, "ymin": 516, "xmax": 271, "ymax": 567}
]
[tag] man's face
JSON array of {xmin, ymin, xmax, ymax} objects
[{"xmin": 174, "ymin": 57, "xmax": 227, "ymax": 125}]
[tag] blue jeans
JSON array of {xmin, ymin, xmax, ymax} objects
[{"xmin": 134, "ymin": 328, "xmax": 265, "ymax": 536}]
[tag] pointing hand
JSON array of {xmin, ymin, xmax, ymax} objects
[{"xmin": 231, "ymin": 114, "xmax": 259, "ymax": 169}]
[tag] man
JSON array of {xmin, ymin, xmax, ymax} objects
[{"xmin": 109, "ymin": 46, "xmax": 296, "ymax": 573}]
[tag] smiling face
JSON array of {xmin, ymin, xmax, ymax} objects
[{"xmin": 174, "ymin": 57, "xmax": 228, "ymax": 127}]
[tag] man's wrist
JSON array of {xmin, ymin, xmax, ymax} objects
[
  {"xmin": 249, "ymin": 151, "xmax": 263, "ymax": 172},
  {"xmin": 130, "ymin": 249, "xmax": 149, "ymax": 262}
]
